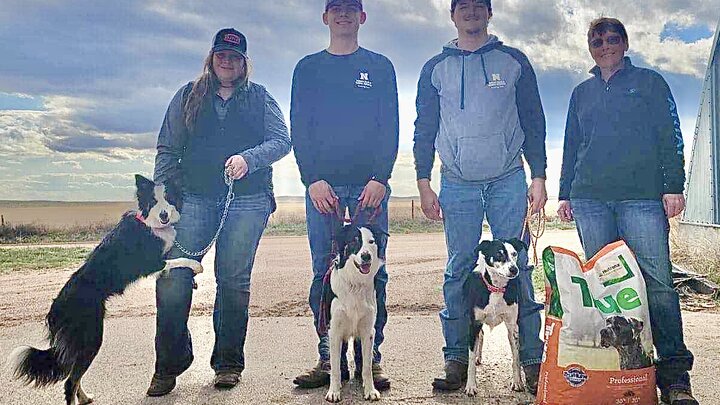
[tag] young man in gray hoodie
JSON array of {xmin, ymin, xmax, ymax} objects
[{"xmin": 413, "ymin": 0, "xmax": 547, "ymax": 394}]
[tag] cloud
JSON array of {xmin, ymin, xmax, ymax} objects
[{"xmin": 0, "ymin": 0, "xmax": 717, "ymax": 200}]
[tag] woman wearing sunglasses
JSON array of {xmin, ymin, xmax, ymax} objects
[{"xmin": 557, "ymin": 17, "xmax": 697, "ymax": 405}]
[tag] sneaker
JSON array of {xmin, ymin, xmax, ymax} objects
[
  {"xmin": 431, "ymin": 360, "xmax": 468, "ymax": 391},
  {"xmin": 293, "ymin": 361, "xmax": 350, "ymax": 389},
  {"xmin": 213, "ymin": 371, "xmax": 241, "ymax": 389},
  {"xmin": 660, "ymin": 389, "xmax": 699, "ymax": 405},
  {"xmin": 353, "ymin": 363, "xmax": 391, "ymax": 391},
  {"xmin": 146, "ymin": 374, "xmax": 176, "ymax": 397},
  {"xmin": 523, "ymin": 363, "xmax": 541, "ymax": 396}
]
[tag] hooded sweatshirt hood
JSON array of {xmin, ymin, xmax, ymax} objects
[
  {"xmin": 442, "ymin": 35, "xmax": 502, "ymax": 108},
  {"xmin": 412, "ymin": 35, "xmax": 547, "ymax": 184}
]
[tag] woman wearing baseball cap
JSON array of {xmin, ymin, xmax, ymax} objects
[{"xmin": 148, "ymin": 28, "xmax": 290, "ymax": 396}]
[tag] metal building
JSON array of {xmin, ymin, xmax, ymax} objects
[{"xmin": 679, "ymin": 19, "xmax": 720, "ymax": 242}]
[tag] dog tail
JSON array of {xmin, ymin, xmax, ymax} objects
[{"xmin": 8, "ymin": 345, "xmax": 69, "ymax": 387}]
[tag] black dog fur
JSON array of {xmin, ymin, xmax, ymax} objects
[{"xmin": 10, "ymin": 175, "xmax": 202, "ymax": 405}]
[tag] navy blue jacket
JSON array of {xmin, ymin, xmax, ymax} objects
[
  {"xmin": 290, "ymin": 48, "xmax": 399, "ymax": 187},
  {"xmin": 559, "ymin": 58, "xmax": 685, "ymax": 201}
]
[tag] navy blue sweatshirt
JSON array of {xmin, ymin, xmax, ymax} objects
[
  {"xmin": 291, "ymin": 48, "xmax": 399, "ymax": 187},
  {"xmin": 559, "ymin": 58, "xmax": 685, "ymax": 201}
]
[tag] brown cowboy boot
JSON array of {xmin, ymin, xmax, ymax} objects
[{"xmin": 146, "ymin": 374, "xmax": 176, "ymax": 397}]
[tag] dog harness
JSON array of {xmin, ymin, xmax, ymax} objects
[{"xmin": 134, "ymin": 212, "xmax": 145, "ymax": 223}]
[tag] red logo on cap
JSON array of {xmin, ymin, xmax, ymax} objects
[{"xmin": 223, "ymin": 33, "xmax": 241, "ymax": 45}]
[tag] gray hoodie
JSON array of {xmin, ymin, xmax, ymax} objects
[{"xmin": 413, "ymin": 36, "xmax": 547, "ymax": 183}]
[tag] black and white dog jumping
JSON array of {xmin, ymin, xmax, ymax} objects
[
  {"xmin": 464, "ymin": 238, "xmax": 527, "ymax": 396},
  {"xmin": 9, "ymin": 175, "xmax": 203, "ymax": 405},
  {"xmin": 323, "ymin": 223, "xmax": 386, "ymax": 403},
  {"xmin": 600, "ymin": 315, "xmax": 653, "ymax": 370}
]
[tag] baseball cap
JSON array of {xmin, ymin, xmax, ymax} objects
[
  {"xmin": 325, "ymin": 0, "xmax": 363, "ymax": 11},
  {"xmin": 212, "ymin": 28, "xmax": 247, "ymax": 55},
  {"xmin": 451, "ymin": 0, "xmax": 492, "ymax": 12}
]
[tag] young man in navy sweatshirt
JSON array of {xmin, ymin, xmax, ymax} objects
[{"xmin": 291, "ymin": 0, "xmax": 398, "ymax": 390}]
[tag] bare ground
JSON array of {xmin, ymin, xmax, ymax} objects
[
  {"xmin": 1, "ymin": 231, "xmax": 719, "ymax": 403},
  {"xmin": 0, "ymin": 231, "xmax": 581, "ymax": 327}
]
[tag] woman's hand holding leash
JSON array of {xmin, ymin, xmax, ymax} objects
[{"xmin": 225, "ymin": 155, "xmax": 248, "ymax": 180}]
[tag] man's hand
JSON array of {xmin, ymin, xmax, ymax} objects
[
  {"xmin": 358, "ymin": 180, "xmax": 386, "ymax": 209},
  {"xmin": 528, "ymin": 178, "xmax": 548, "ymax": 214},
  {"xmin": 308, "ymin": 180, "xmax": 338, "ymax": 214},
  {"xmin": 557, "ymin": 200, "xmax": 573, "ymax": 222},
  {"xmin": 663, "ymin": 194, "xmax": 685, "ymax": 218},
  {"xmin": 224, "ymin": 155, "xmax": 249, "ymax": 180},
  {"xmin": 417, "ymin": 179, "xmax": 442, "ymax": 221}
]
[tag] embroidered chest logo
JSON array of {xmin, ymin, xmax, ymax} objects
[
  {"xmin": 355, "ymin": 71, "xmax": 373, "ymax": 89},
  {"xmin": 488, "ymin": 73, "xmax": 507, "ymax": 89}
]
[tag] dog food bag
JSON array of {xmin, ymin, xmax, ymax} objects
[{"xmin": 536, "ymin": 240, "xmax": 657, "ymax": 405}]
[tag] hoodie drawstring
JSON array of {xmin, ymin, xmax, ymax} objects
[
  {"xmin": 481, "ymin": 53, "xmax": 490, "ymax": 86},
  {"xmin": 460, "ymin": 54, "xmax": 466, "ymax": 110}
]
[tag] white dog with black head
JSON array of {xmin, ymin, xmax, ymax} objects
[
  {"xmin": 464, "ymin": 238, "xmax": 527, "ymax": 396},
  {"xmin": 323, "ymin": 224, "xmax": 386, "ymax": 402}
]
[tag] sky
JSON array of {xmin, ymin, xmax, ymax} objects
[{"xmin": 0, "ymin": 0, "xmax": 718, "ymax": 201}]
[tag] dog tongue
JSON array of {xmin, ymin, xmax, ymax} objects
[{"xmin": 360, "ymin": 263, "xmax": 371, "ymax": 274}]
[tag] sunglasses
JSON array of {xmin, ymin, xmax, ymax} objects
[{"xmin": 589, "ymin": 35, "xmax": 623, "ymax": 49}]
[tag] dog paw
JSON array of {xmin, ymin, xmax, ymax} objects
[
  {"xmin": 325, "ymin": 389, "xmax": 342, "ymax": 403},
  {"xmin": 510, "ymin": 380, "xmax": 525, "ymax": 392},
  {"xmin": 464, "ymin": 384, "xmax": 478, "ymax": 397},
  {"xmin": 190, "ymin": 260, "xmax": 204, "ymax": 274},
  {"xmin": 364, "ymin": 388, "xmax": 381, "ymax": 401},
  {"xmin": 78, "ymin": 395, "xmax": 94, "ymax": 405}
]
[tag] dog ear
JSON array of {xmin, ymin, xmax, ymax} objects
[
  {"xmin": 628, "ymin": 317, "xmax": 644, "ymax": 339},
  {"xmin": 475, "ymin": 240, "xmax": 493, "ymax": 257},
  {"xmin": 135, "ymin": 174, "xmax": 155, "ymax": 191},
  {"xmin": 366, "ymin": 224, "xmax": 389, "ymax": 248},
  {"xmin": 506, "ymin": 238, "xmax": 528, "ymax": 253}
]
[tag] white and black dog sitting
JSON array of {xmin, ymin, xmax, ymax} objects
[
  {"xmin": 600, "ymin": 315, "xmax": 653, "ymax": 370},
  {"xmin": 322, "ymin": 223, "xmax": 386, "ymax": 403},
  {"xmin": 464, "ymin": 238, "xmax": 527, "ymax": 396},
  {"xmin": 9, "ymin": 175, "xmax": 203, "ymax": 405}
]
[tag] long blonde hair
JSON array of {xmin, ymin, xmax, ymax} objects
[{"xmin": 183, "ymin": 51, "xmax": 253, "ymax": 130}]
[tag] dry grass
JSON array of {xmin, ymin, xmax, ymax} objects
[
  {"xmin": 669, "ymin": 218, "xmax": 720, "ymax": 287},
  {"xmin": 0, "ymin": 198, "xmax": 573, "ymax": 243}
]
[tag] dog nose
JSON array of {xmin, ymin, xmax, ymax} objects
[
  {"xmin": 361, "ymin": 252, "xmax": 371, "ymax": 262},
  {"xmin": 159, "ymin": 211, "xmax": 169, "ymax": 222}
]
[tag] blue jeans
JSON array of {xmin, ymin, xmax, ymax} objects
[
  {"xmin": 438, "ymin": 169, "xmax": 544, "ymax": 366},
  {"xmin": 154, "ymin": 192, "xmax": 272, "ymax": 376},
  {"xmin": 306, "ymin": 185, "xmax": 390, "ymax": 367},
  {"xmin": 571, "ymin": 198, "xmax": 694, "ymax": 394}
]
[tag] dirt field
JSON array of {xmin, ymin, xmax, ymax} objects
[
  {"xmin": 0, "ymin": 231, "xmax": 578, "ymax": 328},
  {"xmin": 2, "ymin": 232, "xmax": 718, "ymax": 404}
]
